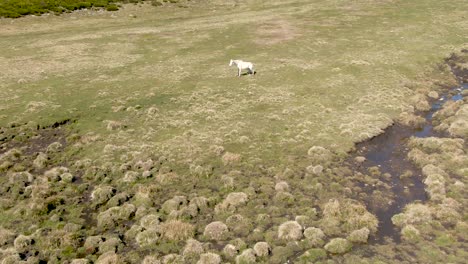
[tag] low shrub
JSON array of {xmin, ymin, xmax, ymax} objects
[
  {"xmin": 324, "ymin": 238, "xmax": 352, "ymax": 254},
  {"xmin": 0, "ymin": 0, "xmax": 123, "ymax": 18},
  {"xmin": 106, "ymin": 4, "xmax": 118, "ymax": 11}
]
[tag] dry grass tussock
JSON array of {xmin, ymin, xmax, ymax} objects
[
  {"xmin": 0, "ymin": 0, "xmax": 467, "ymax": 263},
  {"xmin": 320, "ymin": 199, "xmax": 378, "ymax": 236},
  {"xmin": 160, "ymin": 220, "xmax": 194, "ymax": 241}
]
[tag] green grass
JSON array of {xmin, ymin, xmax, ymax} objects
[
  {"xmin": 0, "ymin": 0, "xmax": 467, "ymax": 262},
  {"xmin": 0, "ymin": 0, "xmax": 120, "ymax": 18}
]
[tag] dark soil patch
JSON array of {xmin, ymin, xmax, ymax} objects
[{"xmin": 446, "ymin": 49, "xmax": 468, "ymax": 82}]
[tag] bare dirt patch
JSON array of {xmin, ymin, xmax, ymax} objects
[{"xmin": 254, "ymin": 19, "xmax": 299, "ymax": 45}]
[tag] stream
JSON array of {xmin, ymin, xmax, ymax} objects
[{"xmin": 353, "ymin": 83, "xmax": 467, "ymax": 243}]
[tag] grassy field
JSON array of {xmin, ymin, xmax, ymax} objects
[{"xmin": 0, "ymin": 0, "xmax": 467, "ymax": 263}]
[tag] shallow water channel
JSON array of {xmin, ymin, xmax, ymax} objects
[{"xmin": 353, "ymin": 83, "xmax": 467, "ymax": 243}]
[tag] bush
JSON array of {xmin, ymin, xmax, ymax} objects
[
  {"xmin": 347, "ymin": 227, "xmax": 370, "ymax": 243},
  {"xmin": 253, "ymin": 242, "xmax": 270, "ymax": 257},
  {"xmin": 204, "ymin": 221, "xmax": 229, "ymax": 241},
  {"xmin": 105, "ymin": 4, "xmax": 118, "ymax": 11},
  {"xmin": 303, "ymin": 227, "xmax": 326, "ymax": 247},
  {"xmin": 183, "ymin": 238, "xmax": 204, "ymax": 257},
  {"xmin": 0, "ymin": 0, "xmax": 125, "ymax": 18},
  {"xmin": 14, "ymin": 234, "xmax": 34, "ymax": 253},
  {"xmin": 324, "ymin": 238, "xmax": 352, "ymax": 254},
  {"xmin": 278, "ymin": 221, "xmax": 303, "ymax": 241}
]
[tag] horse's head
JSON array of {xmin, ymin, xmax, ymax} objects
[{"xmin": 229, "ymin": 59, "xmax": 233, "ymax": 66}]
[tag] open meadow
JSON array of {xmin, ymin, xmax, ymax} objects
[{"xmin": 0, "ymin": 0, "xmax": 467, "ymax": 263}]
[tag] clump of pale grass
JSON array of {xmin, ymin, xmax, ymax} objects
[
  {"xmin": 99, "ymin": 237, "xmax": 123, "ymax": 254},
  {"xmin": 46, "ymin": 141, "xmax": 62, "ymax": 153},
  {"xmin": 278, "ymin": 221, "xmax": 303, "ymax": 241},
  {"xmin": 347, "ymin": 227, "xmax": 370, "ymax": 243},
  {"xmin": 142, "ymin": 255, "xmax": 161, "ymax": 264},
  {"xmin": 295, "ymin": 215, "xmax": 313, "ymax": 228},
  {"xmin": 239, "ymin": 136, "xmax": 250, "ymax": 144},
  {"xmin": 96, "ymin": 252, "xmax": 120, "ymax": 264},
  {"xmin": 253, "ymin": 242, "xmax": 270, "ymax": 257},
  {"xmin": 428, "ymin": 91, "xmax": 439, "ymax": 99},
  {"xmin": 136, "ymin": 229, "xmax": 160, "ymax": 248},
  {"xmin": 197, "ymin": 253, "xmax": 221, "ymax": 264},
  {"xmin": 204, "ymin": 221, "xmax": 229, "ymax": 241},
  {"xmin": 91, "ymin": 186, "xmax": 116, "ymax": 206},
  {"xmin": 354, "ymin": 156, "xmax": 366, "ymax": 163},
  {"xmin": 160, "ymin": 220, "xmax": 194, "ymax": 241},
  {"xmin": 97, "ymin": 203, "xmax": 136, "ymax": 230},
  {"xmin": 44, "ymin": 166, "xmax": 69, "ymax": 182},
  {"xmin": 210, "ymin": 145, "xmax": 225, "ymax": 156},
  {"xmin": 320, "ymin": 199, "xmax": 378, "ymax": 236},
  {"xmin": 162, "ymin": 254, "xmax": 184, "ymax": 263},
  {"xmin": 13, "ymin": 234, "xmax": 34, "ymax": 253},
  {"xmin": 140, "ymin": 214, "xmax": 161, "ymax": 230},
  {"xmin": 235, "ymin": 249, "xmax": 256, "ymax": 264},
  {"xmin": 183, "ymin": 238, "xmax": 204, "ymax": 257},
  {"xmin": 125, "ymin": 225, "xmax": 144, "ymax": 241},
  {"xmin": 410, "ymin": 94, "xmax": 430, "ymax": 111},
  {"xmin": 147, "ymin": 106, "xmax": 159, "ymax": 116},
  {"xmin": 0, "ymin": 227, "xmax": 15, "ymax": 246},
  {"xmin": 306, "ymin": 165, "xmax": 323, "ymax": 175},
  {"xmin": 106, "ymin": 120, "xmax": 124, "ymax": 131},
  {"xmin": 398, "ymin": 112, "xmax": 426, "ymax": 128},
  {"xmin": 391, "ymin": 203, "xmax": 432, "ymax": 227},
  {"xmin": 70, "ymin": 259, "xmax": 91, "ymax": 264},
  {"xmin": 222, "ymin": 152, "xmax": 241, "ymax": 165},
  {"xmin": 135, "ymin": 159, "xmax": 154, "ymax": 171},
  {"xmin": 423, "ymin": 172, "xmax": 446, "ymax": 201},
  {"xmin": 303, "ymin": 227, "xmax": 326, "ymax": 246},
  {"xmin": 0, "ymin": 148, "xmax": 22, "ymax": 163},
  {"xmin": 324, "ymin": 238, "xmax": 352, "ymax": 254},
  {"xmin": 84, "ymin": 235, "xmax": 104, "ymax": 254},
  {"xmin": 273, "ymin": 191, "xmax": 295, "ymax": 205},
  {"xmin": 33, "ymin": 152, "xmax": 48, "ymax": 169},
  {"xmin": 161, "ymin": 196, "xmax": 188, "ymax": 214},
  {"xmin": 122, "ymin": 171, "xmax": 140, "ymax": 182},
  {"xmin": 433, "ymin": 198, "xmax": 462, "ymax": 226},
  {"xmin": 307, "ymin": 146, "xmax": 332, "ymax": 164},
  {"xmin": 221, "ymin": 175, "xmax": 235, "ymax": 189},
  {"xmin": 274, "ymin": 181, "xmax": 289, "ymax": 192},
  {"xmin": 401, "ymin": 225, "xmax": 420, "ymax": 242},
  {"xmin": 445, "ymin": 104, "xmax": 468, "ymax": 136},
  {"xmin": 215, "ymin": 192, "xmax": 248, "ymax": 212},
  {"xmin": 9, "ymin": 171, "xmax": 34, "ymax": 185},
  {"xmin": 60, "ymin": 172, "xmax": 74, "ymax": 182},
  {"xmin": 223, "ymin": 244, "xmax": 238, "ymax": 259}
]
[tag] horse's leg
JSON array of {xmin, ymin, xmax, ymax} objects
[{"xmin": 238, "ymin": 68, "xmax": 241, "ymax": 77}]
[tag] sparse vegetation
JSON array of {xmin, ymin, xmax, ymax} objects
[{"xmin": 0, "ymin": 0, "xmax": 467, "ymax": 263}]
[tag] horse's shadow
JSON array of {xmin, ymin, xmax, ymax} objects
[{"xmin": 241, "ymin": 71, "xmax": 257, "ymax": 76}]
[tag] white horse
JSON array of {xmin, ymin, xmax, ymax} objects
[{"xmin": 229, "ymin": 59, "xmax": 255, "ymax": 77}]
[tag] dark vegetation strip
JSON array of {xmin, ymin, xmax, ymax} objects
[{"xmin": 0, "ymin": 0, "xmax": 179, "ymax": 18}]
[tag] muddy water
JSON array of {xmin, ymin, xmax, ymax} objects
[{"xmin": 353, "ymin": 83, "xmax": 467, "ymax": 243}]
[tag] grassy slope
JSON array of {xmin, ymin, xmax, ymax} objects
[
  {"xmin": 1, "ymin": 0, "xmax": 466, "ymax": 169},
  {"xmin": 0, "ymin": 0, "xmax": 467, "ymax": 262}
]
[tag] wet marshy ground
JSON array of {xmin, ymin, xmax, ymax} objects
[{"xmin": 351, "ymin": 83, "xmax": 467, "ymax": 244}]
